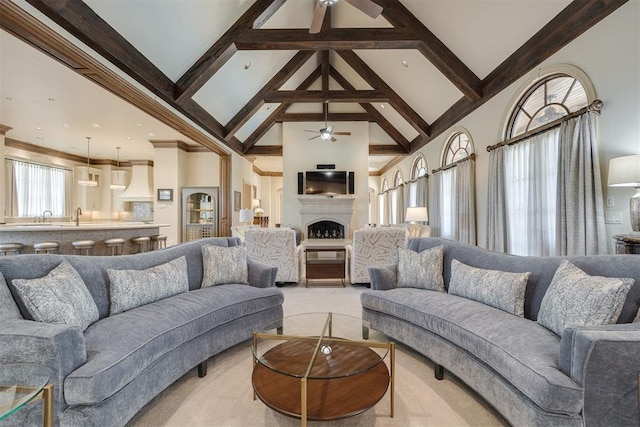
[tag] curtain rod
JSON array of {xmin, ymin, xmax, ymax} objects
[
  {"xmin": 378, "ymin": 174, "xmax": 428, "ymax": 195},
  {"xmin": 431, "ymin": 153, "xmax": 476, "ymax": 174},
  {"xmin": 486, "ymin": 99, "xmax": 603, "ymax": 152}
]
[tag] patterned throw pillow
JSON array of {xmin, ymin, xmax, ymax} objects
[
  {"xmin": 201, "ymin": 244, "xmax": 248, "ymax": 288},
  {"xmin": 12, "ymin": 261, "xmax": 98, "ymax": 330},
  {"xmin": 537, "ymin": 260, "xmax": 634, "ymax": 336},
  {"xmin": 397, "ymin": 246, "xmax": 445, "ymax": 292},
  {"xmin": 449, "ymin": 259, "xmax": 530, "ymax": 317},
  {"xmin": 107, "ymin": 256, "xmax": 189, "ymax": 315}
]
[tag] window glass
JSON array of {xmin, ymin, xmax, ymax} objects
[
  {"xmin": 444, "ymin": 132, "xmax": 473, "ymax": 166},
  {"xmin": 411, "ymin": 154, "xmax": 427, "ymax": 179}
]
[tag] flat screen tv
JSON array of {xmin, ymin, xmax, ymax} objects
[{"xmin": 305, "ymin": 171, "xmax": 347, "ymax": 195}]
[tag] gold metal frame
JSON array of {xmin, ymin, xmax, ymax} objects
[
  {"xmin": 253, "ymin": 313, "xmax": 395, "ymax": 426},
  {"xmin": 0, "ymin": 383, "xmax": 53, "ymax": 427}
]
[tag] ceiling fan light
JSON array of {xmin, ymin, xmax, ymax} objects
[
  {"xmin": 320, "ymin": 0, "xmax": 338, "ymax": 5},
  {"xmin": 320, "ymin": 129, "xmax": 332, "ymax": 140}
]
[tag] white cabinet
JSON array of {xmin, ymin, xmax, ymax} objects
[{"xmin": 75, "ymin": 166, "xmax": 102, "ymax": 211}]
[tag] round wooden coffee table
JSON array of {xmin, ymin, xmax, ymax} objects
[{"xmin": 252, "ymin": 313, "xmax": 394, "ymax": 426}]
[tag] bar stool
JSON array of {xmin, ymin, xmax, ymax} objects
[
  {"xmin": 150, "ymin": 234, "xmax": 167, "ymax": 250},
  {"xmin": 72, "ymin": 240, "xmax": 95, "ymax": 256},
  {"xmin": 130, "ymin": 236, "xmax": 151, "ymax": 254},
  {"xmin": 104, "ymin": 238, "xmax": 125, "ymax": 256},
  {"xmin": 0, "ymin": 243, "xmax": 24, "ymax": 255},
  {"xmin": 34, "ymin": 242, "xmax": 59, "ymax": 254}
]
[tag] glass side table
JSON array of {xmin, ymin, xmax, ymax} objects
[{"xmin": 0, "ymin": 363, "xmax": 53, "ymax": 427}]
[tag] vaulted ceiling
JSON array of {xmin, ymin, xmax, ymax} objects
[{"xmin": 0, "ymin": 0, "xmax": 627, "ymax": 173}]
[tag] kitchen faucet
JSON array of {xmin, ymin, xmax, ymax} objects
[
  {"xmin": 76, "ymin": 207, "xmax": 82, "ymax": 226},
  {"xmin": 42, "ymin": 210, "xmax": 53, "ymax": 223}
]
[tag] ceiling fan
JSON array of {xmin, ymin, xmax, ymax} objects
[
  {"xmin": 305, "ymin": 101, "xmax": 352, "ymax": 142},
  {"xmin": 310, "ymin": 0, "xmax": 383, "ymax": 34}
]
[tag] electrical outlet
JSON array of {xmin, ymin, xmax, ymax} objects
[
  {"xmin": 604, "ymin": 213, "xmax": 622, "ymax": 224},
  {"xmin": 606, "ymin": 196, "xmax": 615, "ymax": 207}
]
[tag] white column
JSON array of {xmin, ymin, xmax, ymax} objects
[{"xmin": 0, "ymin": 125, "xmax": 12, "ymax": 224}]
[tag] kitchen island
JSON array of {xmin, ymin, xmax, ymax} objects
[{"xmin": 0, "ymin": 222, "xmax": 169, "ymax": 255}]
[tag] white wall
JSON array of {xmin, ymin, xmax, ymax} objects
[
  {"xmin": 231, "ymin": 151, "xmax": 260, "ymax": 226},
  {"xmin": 281, "ymin": 121, "xmax": 370, "ymax": 236},
  {"xmin": 153, "ymin": 146, "xmax": 183, "ymax": 245},
  {"xmin": 378, "ymin": 2, "xmax": 640, "ymax": 253}
]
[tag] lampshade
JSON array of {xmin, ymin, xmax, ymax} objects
[
  {"xmin": 251, "ymin": 198, "xmax": 261, "ymax": 208},
  {"xmin": 78, "ymin": 137, "xmax": 98, "ymax": 187},
  {"xmin": 239, "ymin": 208, "xmax": 254, "ymax": 224},
  {"xmin": 110, "ymin": 146, "xmax": 126, "ymax": 190},
  {"xmin": 608, "ymin": 154, "xmax": 640, "ymax": 187},
  {"xmin": 405, "ymin": 206, "xmax": 428, "ymax": 222}
]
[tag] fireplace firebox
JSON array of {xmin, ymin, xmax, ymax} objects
[{"xmin": 308, "ymin": 220, "xmax": 344, "ymax": 239}]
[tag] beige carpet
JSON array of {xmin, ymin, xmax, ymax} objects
[{"xmin": 128, "ymin": 282, "xmax": 508, "ymax": 427}]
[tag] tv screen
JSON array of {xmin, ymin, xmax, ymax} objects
[{"xmin": 305, "ymin": 171, "xmax": 347, "ymax": 195}]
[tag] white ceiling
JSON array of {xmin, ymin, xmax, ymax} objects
[{"xmin": 1, "ymin": 0, "xmax": 572, "ymax": 171}]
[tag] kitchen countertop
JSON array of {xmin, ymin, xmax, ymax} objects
[{"xmin": 0, "ymin": 222, "xmax": 169, "ymax": 232}]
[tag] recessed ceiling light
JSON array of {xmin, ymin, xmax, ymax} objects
[
  {"xmin": 136, "ymin": 123, "xmax": 142, "ymax": 127},
  {"xmin": 125, "ymin": 136, "xmax": 132, "ymax": 140},
  {"xmin": 401, "ymin": 60, "xmax": 408, "ymax": 68},
  {"xmin": 92, "ymin": 123, "xmax": 101, "ymax": 128},
  {"xmin": 380, "ymin": 104, "xmax": 385, "ymax": 109},
  {"xmin": 148, "ymin": 132, "xmax": 155, "ymax": 137},
  {"xmin": 48, "ymin": 98, "xmax": 55, "ymax": 101},
  {"xmin": 34, "ymin": 127, "xmax": 43, "ymax": 131},
  {"xmin": 244, "ymin": 62, "xmax": 251, "ymax": 70},
  {"xmin": 63, "ymin": 123, "xmax": 71, "ymax": 128},
  {"xmin": 36, "ymin": 136, "xmax": 44, "ymax": 140}
]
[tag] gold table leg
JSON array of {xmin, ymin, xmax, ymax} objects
[
  {"xmin": 390, "ymin": 342, "xmax": 395, "ymax": 418},
  {"xmin": 301, "ymin": 377, "xmax": 308, "ymax": 427},
  {"xmin": 42, "ymin": 384, "xmax": 53, "ymax": 427}
]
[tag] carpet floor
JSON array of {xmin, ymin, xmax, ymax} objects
[{"xmin": 128, "ymin": 282, "xmax": 508, "ymax": 427}]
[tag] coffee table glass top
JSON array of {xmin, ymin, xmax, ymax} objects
[
  {"xmin": 253, "ymin": 312, "xmax": 388, "ymax": 380},
  {"xmin": 0, "ymin": 363, "xmax": 50, "ymax": 421}
]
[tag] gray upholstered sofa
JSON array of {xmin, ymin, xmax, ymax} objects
[
  {"xmin": 362, "ymin": 237, "xmax": 640, "ymax": 426},
  {"xmin": 0, "ymin": 237, "xmax": 283, "ymax": 426}
]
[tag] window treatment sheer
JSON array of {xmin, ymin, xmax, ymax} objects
[
  {"xmin": 405, "ymin": 176, "xmax": 427, "ymax": 210},
  {"xmin": 485, "ymin": 111, "xmax": 606, "ymax": 256},
  {"xmin": 429, "ymin": 158, "xmax": 476, "ymax": 244},
  {"xmin": 5, "ymin": 159, "xmax": 72, "ymax": 218}
]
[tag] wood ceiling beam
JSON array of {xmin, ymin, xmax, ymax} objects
[
  {"xmin": 242, "ymin": 67, "xmax": 322, "ymax": 152},
  {"xmin": 369, "ymin": 145, "xmax": 409, "ymax": 155},
  {"xmin": 224, "ymin": 50, "xmax": 315, "ymax": 141},
  {"xmin": 376, "ymin": 0, "xmax": 482, "ymax": 100},
  {"xmin": 245, "ymin": 146, "xmax": 283, "ymax": 156},
  {"xmin": 336, "ymin": 50, "xmax": 430, "ymax": 137},
  {"xmin": 174, "ymin": 0, "xmax": 287, "ymax": 103},
  {"xmin": 276, "ymin": 113, "xmax": 372, "ymax": 122},
  {"xmin": 329, "ymin": 67, "xmax": 410, "ymax": 152},
  {"xmin": 23, "ymin": 0, "xmax": 245, "ymax": 155},
  {"xmin": 409, "ymin": 0, "xmax": 627, "ymax": 153},
  {"xmin": 263, "ymin": 90, "xmax": 389, "ymax": 103},
  {"xmin": 235, "ymin": 28, "xmax": 421, "ymax": 50}
]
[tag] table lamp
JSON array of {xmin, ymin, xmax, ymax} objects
[
  {"xmin": 405, "ymin": 206, "xmax": 429, "ymax": 237},
  {"xmin": 239, "ymin": 208, "xmax": 254, "ymax": 227},
  {"xmin": 608, "ymin": 154, "xmax": 640, "ymax": 231}
]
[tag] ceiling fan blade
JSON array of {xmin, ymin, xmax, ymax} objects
[
  {"xmin": 309, "ymin": 3, "xmax": 327, "ymax": 34},
  {"xmin": 308, "ymin": 135, "xmax": 321, "ymax": 140},
  {"xmin": 330, "ymin": 136, "xmax": 338, "ymax": 142},
  {"xmin": 304, "ymin": 130, "xmax": 319, "ymax": 133},
  {"xmin": 345, "ymin": 0, "xmax": 383, "ymax": 19},
  {"xmin": 332, "ymin": 132, "xmax": 351, "ymax": 136}
]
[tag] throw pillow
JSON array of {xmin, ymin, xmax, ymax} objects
[
  {"xmin": 12, "ymin": 261, "xmax": 98, "ymax": 330},
  {"xmin": 397, "ymin": 246, "xmax": 445, "ymax": 292},
  {"xmin": 448, "ymin": 259, "xmax": 530, "ymax": 317},
  {"xmin": 201, "ymin": 244, "xmax": 248, "ymax": 288},
  {"xmin": 537, "ymin": 260, "xmax": 634, "ymax": 336},
  {"xmin": 107, "ymin": 256, "xmax": 189, "ymax": 315}
]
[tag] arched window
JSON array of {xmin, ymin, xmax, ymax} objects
[
  {"xmin": 411, "ymin": 154, "xmax": 427, "ymax": 179},
  {"xmin": 393, "ymin": 169, "xmax": 404, "ymax": 187},
  {"xmin": 443, "ymin": 131, "xmax": 474, "ymax": 166},
  {"xmin": 506, "ymin": 74, "xmax": 588, "ymax": 139},
  {"xmin": 381, "ymin": 177, "xmax": 389, "ymax": 192}
]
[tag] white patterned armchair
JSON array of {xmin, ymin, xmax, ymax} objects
[
  {"xmin": 244, "ymin": 228, "xmax": 302, "ymax": 283},
  {"xmin": 346, "ymin": 227, "xmax": 408, "ymax": 285}
]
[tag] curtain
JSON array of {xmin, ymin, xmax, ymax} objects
[
  {"xmin": 503, "ymin": 129, "xmax": 559, "ymax": 256},
  {"xmin": 377, "ymin": 192, "xmax": 388, "ymax": 225},
  {"xmin": 486, "ymin": 147, "xmax": 507, "ymax": 252},
  {"xmin": 389, "ymin": 185, "xmax": 404, "ymax": 224},
  {"xmin": 405, "ymin": 176, "xmax": 428, "ymax": 209},
  {"xmin": 556, "ymin": 112, "xmax": 607, "ymax": 255},
  {"xmin": 5, "ymin": 159, "xmax": 72, "ymax": 218},
  {"xmin": 428, "ymin": 174, "xmax": 442, "ymax": 237},
  {"xmin": 456, "ymin": 160, "xmax": 476, "ymax": 245}
]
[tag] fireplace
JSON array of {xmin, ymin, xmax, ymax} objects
[{"xmin": 308, "ymin": 220, "xmax": 345, "ymax": 239}]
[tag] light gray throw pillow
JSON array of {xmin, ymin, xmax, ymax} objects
[
  {"xmin": 449, "ymin": 259, "xmax": 530, "ymax": 317},
  {"xmin": 107, "ymin": 256, "xmax": 189, "ymax": 315},
  {"xmin": 12, "ymin": 261, "xmax": 98, "ymax": 330},
  {"xmin": 397, "ymin": 246, "xmax": 445, "ymax": 292},
  {"xmin": 201, "ymin": 244, "xmax": 248, "ymax": 287},
  {"xmin": 537, "ymin": 260, "xmax": 634, "ymax": 335}
]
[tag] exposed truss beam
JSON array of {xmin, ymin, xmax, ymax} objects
[
  {"xmin": 224, "ymin": 50, "xmax": 315, "ymax": 141},
  {"xmin": 369, "ymin": 145, "xmax": 409, "ymax": 155},
  {"xmin": 264, "ymin": 90, "xmax": 389, "ymax": 103},
  {"xmin": 175, "ymin": 0, "xmax": 287, "ymax": 103},
  {"xmin": 377, "ymin": 0, "xmax": 482, "ymax": 100},
  {"xmin": 329, "ymin": 67, "xmax": 410, "ymax": 152},
  {"xmin": 245, "ymin": 145, "xmax": 283, "ymax": 156},
  {"xmin": 235, "ymin": 28, "xmax": 420, "ymax": 50},
  {"xmin": 336, "ymin": 50, "xmax": 430, "ymax": 137},
  {"xmin": 242, "ymin": 67, "xmax": 322, "ymax": 152},
  {"xmin": 276, "ymin": 113, "xmax": 372, "ymax": 122}
]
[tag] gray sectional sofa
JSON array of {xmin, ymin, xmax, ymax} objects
[
  {"xmin": 0, "ymin": 237, "xmax": 284, "ymax": 426},
  {"xmin": 362, "ymin": 237, "xmax": 640, "ymax": 426}
]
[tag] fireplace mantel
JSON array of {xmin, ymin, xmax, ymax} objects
[{"xmin": 298, "ymin": 195, "xmax": 355, "ymax": 239}]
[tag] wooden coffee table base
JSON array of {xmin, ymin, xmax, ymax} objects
[{"xmin": 252, "ymin": 359, "xmax": 389, "ymax": 421}]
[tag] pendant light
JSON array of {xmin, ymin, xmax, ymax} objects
[
  {"xmin": 78, "ymin": 137, "xmax": 98, "ymax": 187},
  {"xmin": 110, "ymin": 146, "xmax": 126, "ymax": 190}
]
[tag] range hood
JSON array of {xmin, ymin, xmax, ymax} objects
[{"xmin": 119, "ymin": 161, "xmax": 153, "ymax": 202}]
